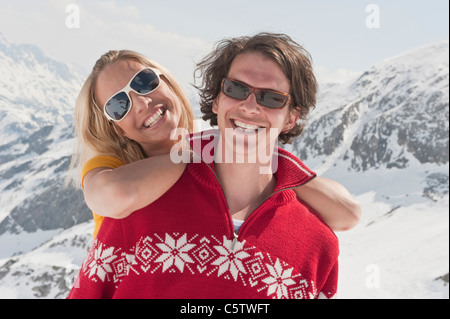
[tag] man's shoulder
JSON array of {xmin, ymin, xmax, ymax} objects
[{"xmin": 282, "ymin": 198, "xmax": 339, "ymax": 248}]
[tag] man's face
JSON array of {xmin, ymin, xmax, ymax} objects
[{"xmin": 213, "ymin": 51, "xmax": 299, "ymax": 160}]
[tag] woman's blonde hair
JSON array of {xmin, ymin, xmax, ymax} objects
[{"xmin": 69, "ymin": 50, "xmax": 195, "ymax": 186}]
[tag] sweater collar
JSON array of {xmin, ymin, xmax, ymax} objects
[{"xmin": 186, "ymin": 129, "xmax": 316, "ymax": 192}]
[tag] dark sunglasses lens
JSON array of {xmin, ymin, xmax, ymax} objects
[
  {"xmin": 105, "ymin": 91, "xmax": 130, "ymax": 120},
  {"xmin": 130, "ymin": 69, "xmax": 160, "ymax": 94},
  {"xmin": 223, "ymin": 79, "xmax": 249, "ymax": 100},
  {"xmin": 257, "ymin": 91, "xmax": 288, "ymax": 109},
  {"xmin": 224, "ymin": 79, "xmax": 287, "ymax": 108}
]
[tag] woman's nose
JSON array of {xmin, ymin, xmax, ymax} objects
[{"xmin": 130, "ymin": 91, "xmax": 152, "ymax": 113}]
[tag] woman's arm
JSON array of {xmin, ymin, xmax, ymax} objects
[
  {"xmin": 83, "ymin": 154, "xmax": 186, "ymax": 219},
  {"xmin": 294, "ymin": 176, "xmax": 361, "ymax": 231}
]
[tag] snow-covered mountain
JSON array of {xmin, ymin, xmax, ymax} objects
[
  {"xmin": 0, "ymin": 32, "xmax": 91, "ymax": 237},
  {"xmin": 292, "ymin": 38, "xmax": 449, "ymax": 204},
  {"xmin": 0, "ymin": 34, "xmax": 93, "ymax": 297},
  {"xmin": 0, "ymin": 33, "xmax": 85, "ymax": 144},
  {"xmin": 0, "ymin": 34, "xmax": 448, "ymax": 298},
  {"xmin": 290, "ymin": 38, "xmax": 449, "ymax": 298},
  {"xmin": 294, "ymin": 38, "xmax": 448, "ymax": 176}
]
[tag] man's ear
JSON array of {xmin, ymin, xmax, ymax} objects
[
  {"xmin": 212, "ymin": 98, "xmax": 219, "ymax": 114},
  {"xmin": 282, "ymin": 108, "xmax": 300, "ymax": 132}
]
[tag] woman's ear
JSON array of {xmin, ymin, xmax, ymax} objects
[
  {"xmin": 282, "ymin": 108, "xmax": 300, "ymax": 132},
  {"xmin": 112, "ymin": 122, "xmax": 127, "ymax": 137}
]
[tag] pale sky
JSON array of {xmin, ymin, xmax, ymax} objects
[{"xmin": 0, "ymin": 0, "xmax": 448, "ymax": 88}]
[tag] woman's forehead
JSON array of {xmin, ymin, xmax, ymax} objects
[{"xmin": 95, "ymin": 60, "xmax": 144, "ymax": 105}]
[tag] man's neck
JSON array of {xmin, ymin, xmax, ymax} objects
[{"xmin": 214, "ymin": 152, "xmax": 276, "ymax": 221}]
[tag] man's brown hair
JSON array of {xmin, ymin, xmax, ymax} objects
[{"xmin": 194, "ymin": 32, "xmax": 317, "ymax": 144}]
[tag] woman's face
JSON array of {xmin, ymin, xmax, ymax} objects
[{"xmin": 95, "ymin": 59, "xmax": 184, "ymax": 156}]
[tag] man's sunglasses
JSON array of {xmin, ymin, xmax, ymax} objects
[
  {"xmin": 221, "ymin": 78, "xmax": 291, "ymax": 109},
  {"xmin": 103, "ymin": 67, "xmax": 162, "ymax": 122}
]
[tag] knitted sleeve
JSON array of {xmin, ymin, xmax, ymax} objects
[{"xmin": 317, "ymin": 261, "xmax": 339, "ymax": 299}]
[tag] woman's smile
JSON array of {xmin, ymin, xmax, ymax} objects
[{"xmin": 142, "ymin": 106, "xmax": 167, "ymax": 129}]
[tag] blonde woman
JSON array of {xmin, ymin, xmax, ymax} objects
[
  {"xmin": 70, "ymin": 50, "xmax": 193, "ymax": 237},
  {"xmin": 70, "ymin": 50, "xmax": 360, "ymax": 239}
]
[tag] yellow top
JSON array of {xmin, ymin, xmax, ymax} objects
[{"xmin": 81, "ymin": 155, "xmax": 125, "ymax": 238}]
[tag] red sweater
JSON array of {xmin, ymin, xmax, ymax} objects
[{"xmin": 68, "ymin": 131, "xmax": 339, "ymax": 299}]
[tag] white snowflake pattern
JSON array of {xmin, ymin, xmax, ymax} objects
[
  {"xmin": 155, "ymin": 234, "xmax": 195, "ymax": 272},
  {"xmin": 80, "ymin": 234, "xmax": 330, "ymax": 299},
  {"xmin": 262, "ymin": 258, "xmax": 296, "ymax": 298},
  {"xmin": 87, "ymin": 242, "xmax": 118, "ymax": 282},
  {"xmin": 212, "ymin": 236, "xmax": 250, "ymax": 281}
]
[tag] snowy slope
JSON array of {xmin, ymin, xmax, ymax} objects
[
  {"xmin": 337, "ymin": 192, "xmax": 448, "ymax": 298},
  {"xmin": 0, "ymin": 35, "xmax": 448, "ymax": 298},
  {"xmin": 0, "ymin": 222, "xmax": 92, "ymax": 299}
]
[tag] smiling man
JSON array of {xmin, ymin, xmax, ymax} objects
[
  {"xmin": 192, "ymin": 32, "xmax": 340, "ymax": 297},
  {"xmin": 212, "ymin": 51, "xmax": 302, "ymax": 220}
]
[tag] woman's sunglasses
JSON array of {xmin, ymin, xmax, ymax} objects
[
  {"xmin": 103, "ymin": 67, "xmax": 162, "ymax": 122},
  {"xmin": 221, "ymin": 78, "xmax": 291, "ymax": 109}
]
